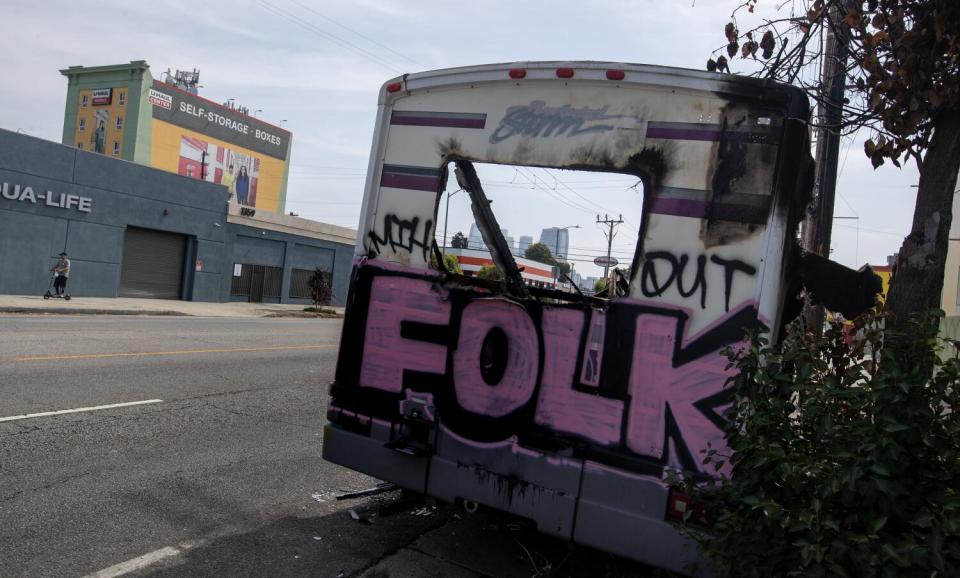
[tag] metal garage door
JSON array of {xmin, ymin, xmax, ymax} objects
[{"xmin": 119, "ymin": 227, "xmax": 187, "ymax": 299}]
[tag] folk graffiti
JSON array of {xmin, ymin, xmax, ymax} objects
[
  {"xmin": 334, "ymin": 268, "xmax": 760, "ymax": 478},
  {"xmin": 366, "ymin": 213, "xmax": 433, "ymax": 261},
  {"xmin": 489, "ymin": 100, "xmax": 642, "ymax": 144},
  {"xmin": 640, "ymin": 251, "xmax": 757, "ymax": 311}
]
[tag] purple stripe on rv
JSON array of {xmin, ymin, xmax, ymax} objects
[
  {"xmin": 646, "ymin": 123, "xmax": 778, "ymax": 144},
  {"xmin": 391, "ymin": 110, "xmax": 487, "ymax": 129},
  {"xmin": 380, "ymin": 164, "xmax": 442, "ymax": 192},
  {"xmin": 646, "ymin": 127, "xmax": 720, "ymax": 141},
  {"xmin": 649, "ymin": 197, "xmax": 769, "ymax": 225}
]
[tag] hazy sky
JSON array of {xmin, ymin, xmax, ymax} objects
[{"xmin": 1, "ymin": 0, "xmax": 919, "ymax": 277}]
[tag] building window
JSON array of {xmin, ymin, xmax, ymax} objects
[
  {"xmin": 78, "ymin": 118, "xmax": 86, "ymax": 132},
  {"xmin": 231, "ymin": 264, "xmax": 283, "ymax": 301},
  {"xmin": 289, "ymin": 268, "xmax": 332, "ymax": 300},
  {"xmin": 118, "ymin": 91, "xmax": 126, "ymax": 105},
  {"xmin": 112, "ymin": 141, "xmax": 120, "ymax": 156},
  {"xmin": 115, "ymin": 116, "xmax": 123, "ymax": 131},
  {"xmin": 81, "ymin": 94, "xmax": 88, "ymax": 108}
]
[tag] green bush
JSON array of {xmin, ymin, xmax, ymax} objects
[
  {"xmin": 674, "ymin": 312, "xmax": 960, "ymax": 577},
  {"xmin": 477, "ymin": 264, "xmax": 504, "ymax": 282}
]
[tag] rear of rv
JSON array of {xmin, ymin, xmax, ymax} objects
[{"xmin": 324, "ymin": 62, "xmax": 811, "ymax": 575}]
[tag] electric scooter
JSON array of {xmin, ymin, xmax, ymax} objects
[{"xmin": 43, "ymin": 271, "xmax": 71, "ymax": 300}]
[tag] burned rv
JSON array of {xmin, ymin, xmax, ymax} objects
[{"xmin": 323, "ymin": 62, "xmax": 814, "ymax": 575}]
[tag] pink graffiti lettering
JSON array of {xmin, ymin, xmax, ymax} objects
[
  {"xmin": 359, "ymin": 276, "xmax": 451, "ymax": 393},
  {"xmin": 354, "ymin": 274, "xmax": 743, "ymax": 476},
  {"xmin": 626, "ymin": 314, "xmax": 733, "ymax": 473},
  {"xmin": 534, "ymin": 308, "xmax": 624, "ymax": 446},
  {"xmin": 453, "ymin": 300, "xmax": 539, "ymax": 418}
]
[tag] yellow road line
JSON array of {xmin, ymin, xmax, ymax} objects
[{"xmin": 15, "ymin": 344, "xmax": 338, "ymax": 362}]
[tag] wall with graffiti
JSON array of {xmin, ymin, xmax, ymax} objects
[{"xmin": 324, "ymin": 63, "xmax": 811, "ymax": 574}]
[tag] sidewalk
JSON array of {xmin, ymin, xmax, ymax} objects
[{"xmin": 0, "ymin": 295, "xmax": 343, "ymax": 318}]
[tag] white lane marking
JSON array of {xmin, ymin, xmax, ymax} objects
[
  {"xmin": 82, "ymin": 540, "xmax": 205, "ymax": 578},
  {"xmin": 0, "ymin": 399, "xmax": 163, "ymax": 423}
]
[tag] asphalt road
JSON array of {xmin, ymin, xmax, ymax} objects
[{"xmin": 0, "ymin": 315, "xmax": 656, "ymax": 578}]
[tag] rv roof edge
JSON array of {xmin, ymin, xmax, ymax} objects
[{"xmin": 378, "ymin": 61, "xmax": 806, "ymax": 106}]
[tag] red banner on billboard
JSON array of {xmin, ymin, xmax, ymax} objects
[{"xmin": 91, "ymin": 88, "xmax": 112, "ymax": 106}]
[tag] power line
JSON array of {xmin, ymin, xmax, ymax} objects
[
  {"xmin": 514, "ymin": 167, "xmax": 597, "ymax": 214},
  {"xmin": 535, "ymin": 167, "xmax": 641, "ymax": 227},
  {"xmin": 256, "ymin": 0, "xmax": 404, "ymax": 74},
  {"xmin": 288, "ymin": 0, "xmax": 426, "ymax": 68}
]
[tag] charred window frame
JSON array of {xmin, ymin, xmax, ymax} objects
[{"xmin": 436, "ymin": 156, "xmax": 655, "ymax": 302}]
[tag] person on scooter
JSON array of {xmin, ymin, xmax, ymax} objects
[{"xmin": 52, "ymin": 252, "xmax": 70, "ymax": 296}]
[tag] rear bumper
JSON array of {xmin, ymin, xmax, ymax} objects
[{"xmin": 322, "ymin": 423, "xmax": 709, "ymax": 576}]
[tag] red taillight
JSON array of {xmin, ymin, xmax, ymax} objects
[
  {"xmin": 666, "ymin": 490, "xmax": 711, "ymax": 526},
  {"xmin": 386, "ymin": 82, "xmax": 403, "ymax": 93},
  {"xmin": 556, "ymin": 67, "xmax": 574, "ymax": 78},
  {"xmin": 509, "ymin": 68, "xmax": 526, "ymax": 79},
  {"xmin": 606, "ymin": 69, "xmax": 625, "ymax": 81},
  {"xmin": 666, "ymin": 491, "xmax": 692, "ymax": 521}
]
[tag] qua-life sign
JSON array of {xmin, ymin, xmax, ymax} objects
[{"xmin": 1, "ymin": 182, "xmax": 93, "ymax": 213}]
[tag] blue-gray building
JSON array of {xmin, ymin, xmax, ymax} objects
[
  {"xmin": 538, "ymin": 227, "xmax": 570, "ymax": 261},
  {"xmin": 0, "ymin": 129, "xmax": 354, "ymax": 305}
]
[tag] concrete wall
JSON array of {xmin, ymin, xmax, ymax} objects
[
  {"xmin": 0, "ymin": 129, "xmax": 228, "ymax": 299},
  {"xmin": 224, "ymin": 223, "xmax": 352, "ymax": 306}
]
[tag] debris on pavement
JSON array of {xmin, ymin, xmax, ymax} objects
[
  {"xmin": 334, "ymin": 481, "xmax": 396, "ymax": 501},
  {"xmin": 410, "ymin": 505, "xmax": 437, "ymax": 517}
]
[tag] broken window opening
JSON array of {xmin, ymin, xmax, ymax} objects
[
  {"xmin": 435, "ymin": 161, "xmax": 645, "ymax": 302},
  {"xmin": 454, "ymin": 160, "xmax": 530, "ymax": 300}
]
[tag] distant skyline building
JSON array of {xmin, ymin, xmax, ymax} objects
[
  {"xmin": 467, "ymin": 223, "xmax": 487, "ymax": 250},
  {"xmin": 539, "ymin": 227, "xmax": 570, "ymax": 261},
  {"xmin": 518, "ymin": 235, "xmax": 533, "ymax": 256},
  {"xmin": 468, "ymin": 223, "xmax": 516, "ymax": 254},
  {"xmin": 467, "ymin": 225, "xmax": 577, "ymax": 261}
]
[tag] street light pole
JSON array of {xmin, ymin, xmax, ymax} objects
[{"xmin": 442, "ymin": 189, "xmax": 463, "ymax": 257}]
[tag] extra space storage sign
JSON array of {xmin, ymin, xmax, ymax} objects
[{"xmin": 148, "ymin": 80, "xmax": 291, "ymax": 160}]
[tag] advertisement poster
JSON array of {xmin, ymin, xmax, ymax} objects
[
  {"xmin": 178, "ymin": 136, "xmax": 261, "ymax": 206},
  {"xmin": 91, "ymin": 109, "xmax": 109, "ymax": 154}
]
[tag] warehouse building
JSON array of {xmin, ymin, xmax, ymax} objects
[{"xmin": 0, "ymin": 129, "xmax": 353, "ymax": 305}]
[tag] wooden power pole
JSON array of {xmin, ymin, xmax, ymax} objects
[{"xmin": 803, "ymin": 1, "xmax": 851, "ymax": 329}]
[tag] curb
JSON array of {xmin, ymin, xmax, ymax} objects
[{"xmin": 0, "ymin": 307, "xmax": 187, "ymax": 316}]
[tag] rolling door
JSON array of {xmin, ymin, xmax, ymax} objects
[{"xmin": 119, "ymin": 227, "xmax": 187, "ymax": 299}]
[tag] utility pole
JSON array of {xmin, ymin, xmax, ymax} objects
[
  {"xmin": 597, "ymin": 213, "xmax": 624, "ymax": 280},
  {"xmin": 802, "ymin": 1, "xmax": 850, "ymax": 329},
  {"xmin": 200, "ymin": 150, "xmax": 208, "ymax": 181}
]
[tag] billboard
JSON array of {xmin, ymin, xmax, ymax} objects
[{"xmin": 147, "ymin": 80, "xmax": 291, "ymax": 213}]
